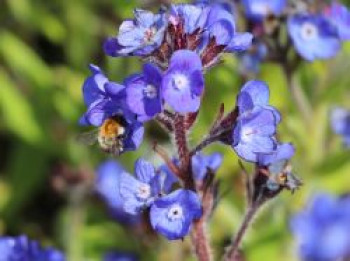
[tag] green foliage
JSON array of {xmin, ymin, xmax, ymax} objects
[{"xmin": 0, "ymin": 0, "xmax": 350, "ymax": 260}]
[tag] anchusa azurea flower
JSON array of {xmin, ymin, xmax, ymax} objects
[
  {"xmin": 231, "ymin": 80, "xmax": 282, "ymax": 163},
  {"xmin": 291, "ymin": 193, "xmax": 350, "ymax": 261},
  {"xmin": 115, "ymin": 159, "xmax": 202, "ymax": 240},
  {"xmin": 0, "ymin": 235, "xmax": 65, "ymax": 261},
  {"xmin": 95, "ymin": 160, "xmax": 140, "ymax": 224},
  {"xmin": 287, "ymin": 14, "xmax": 341, "ymax": 61},
  {"xmin": 330, "ymin": 107, "xmax": 350, "ymax": 147}
]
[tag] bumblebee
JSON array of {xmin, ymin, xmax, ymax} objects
[
  {"xmin": 266, "ymin": 161, "xmax": 302, "ymax": 192},
  {"xmin": 78, "ymin": 116, "xmax": 127, "ymax": 155}
]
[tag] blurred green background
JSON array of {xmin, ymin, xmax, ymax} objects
[{"xmin": 1, "ymin": 0, "xmax": 350, "ymax": 260}]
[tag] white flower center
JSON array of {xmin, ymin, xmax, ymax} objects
[
  {"xmin": 172, "ymin": 74, "xmax": 189, "ymax": 90},
  {"xmin": 251, "ymin": 3, "xmax": 269, "ymax": 15},
  {"xmin": 167, "ymin": 204, "xmax": 184, "ymax": 221},
  {"xmin": 143, "ymin": 84, "xmax": 157, "ymax": 99},
  {"xmin": 136, "ymin": 184, "xmax": 151, "ymax": 199},
  {"xmin": 241, "ymin": 127, "xmax": 256, "ymax": 143},
  {"xmin": 300, "ymin": 22, "xmax": 318, "ymax": 40}
]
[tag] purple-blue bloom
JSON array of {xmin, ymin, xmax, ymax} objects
[
  {"xmin": 95, "ymin": 160, "xmax": 140, "ymax": 224},
  {"xmin": 191, "ymin": 152, "xmax": 223, "ymax": 180},
  {"xmin": 324, "ymin": 2, "xmax": 350, "ymax": 41},
  {"xmin": 199, "ymin": 3, "xmax": 253, "ymax": 52},
  {"xmin": 232, "ymin": 109, "xmax": 278, "ymax": 163},
  {"xmin": 170, "ymin": 4, "xmax": 204, "ymax": 34},
  {"xmin": 242, "ymin": 0, "xmax": 287, "ymax": 21},
  {"xmin": 0, "ymin": 235, "xmax": 65, "ymax": 261},
  {"xmin": 288, "ymin": 14, "xmax": 341, "ymax": 61},
  {"xmin": 125, "ymin": 63, "xmax": 163, "ymax": 122},
  {"xmin": 79, "ymin": 64, "xmax": 126, "ymax": 127},
  {"xmin": 257, "ymin": 142, "xmax": 295, "ymax": 167},
  {"xmin": 291, "ymin": 193, "xmax": 350, "ymax": 261},
  {"xmin": 330, "ymin": 107, "xmax": 350, "ymax": 147},
  {"xmin": 162, "ymin": 50, "xmax": 204, "ymax": 113},
  {"xmin": 237, "ymin": 80, "xmax": 281, "ymax": 124},
  {"xmin": 104, "ymin": 9, "xmax": 166, "ymax": 57},
  {"xmin": 150, "ymin": 189, "xmax": 202, "ymax": 240},
  {"xmin": 104, "ymin": 251, "xmax": 138, "ymax": 261},
  {"xmin": 119, "ymin": 158, "xmax": 163, "ymax": 215}
]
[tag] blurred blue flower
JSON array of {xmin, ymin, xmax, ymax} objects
[
  {"xmin": 288, "ymin": 14, "xmax": 341, "ymax": 61},
  {"xmin": 330, "ymin": 107, "xmax": 350, "ymax": 147},
  {"xmin": 104, "ymin": 9, "xmax": 166, "ymax": 57},
  {"xmin": 191, "ymin": 152, "xmax": 223, "ymax": 180},
  {"xmin": 291, "ymin": 193, "xmax": 350, "ymax": 261},
  {"xmin": 0, "ymin": 235, "xmax": 65, "ymax": 261},
  {"xmin": 324, "ymin": 2, "xmax": 350, "ymax": 41},
  {"xmin": 162, "ymin": 50, "xmax": 204, "ymax": 113},
  {"xmin": 95, "ymin": 160, "xmax": 140, "ymax": 224},
  {"xmin": 125, "ymin": 63, "xmax": 163, "ymax": 122},
  {"xmin": 150, "ymin": 189, "xmax": 202, "ymax": 240},
  {"xmin": 79, "ymin": 64, "xmax": 126, "ymax": 127},
  {"xmin": 104, "ymin": 251, "xmax": 138, "ymax": 261},
  {"xmin": 237, "ymin": 42, "xmax": 267, "ymax": 75},
  {"xmin": 242, "ymin": 0, "xmax": 287, "ymax": 21},
  {"xmin": 120, "ymin": 158, "xmax": 163, "ymax": 215}
]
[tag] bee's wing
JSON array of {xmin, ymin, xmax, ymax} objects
[
  {"xmin": 268, "ymin": 160, "xmax": 287, "ymax": 175},
  {"xmin": 76, "ymin": 129, "xmax": 99, "ymax": 146}
]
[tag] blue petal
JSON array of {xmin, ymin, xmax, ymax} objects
[{"xmin": 135, "ymin": 158, "xmax": 156, "ymax": 184}]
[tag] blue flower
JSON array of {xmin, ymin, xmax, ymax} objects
[
  {"xmin": 242, "ymin": 0, "xmax": 287, "ymax": 21},
  {"xmin": 162, "ymin": 50, "xmax": 204, "ymax": 113},
  {"xmin": 150, "ymin": 189, "xmax": 202, "ymax": 240},
  {"xmin": 79, "ymin": 65, "xmax": 126, "ymax": 127},
  {"xmin": 104, "ymin": 9, "xmax": 166, "ymax": 57},
  {"xmin": 95, "ymin": 160, "xmax": 140, "ymax": 224},
  {"xmin": 330, "ymin": 107, "xmax": 350, "ymax": 147},
  {"xmin": 0, "ymin": 235, "xmax": 65, "ymax": 261},
  {"xmin": 288, "ymin": 14, "xmax": 341, "ymax": 61},
  {"xmin": 125, "ymin": 63, "xmax": 163, "ymax": 122},
  {"xmin": 236, "ymin": 80, "xmax": 281, "ymax": 123},
  {"xmin": 120, "ymin": 158, "xmax": 164, "ymax": 215},
  {"xmin": 199, "ymin": 3, "xmax": 253, "ymax": 52},
  {"xmin": 257, "ymin": 142, "xmax": 295, "ymax": 167},
  {"xmin": 324, "ymin": 2, "xmax": 350, "ymax": 41},
  {"xmin": 291, "ymin": 193, "xmax": 350, "ymax": 261},
  {"xmin": 237, "ymin": 42, "xmax": 267, "ymax": 75},
  {"xmin": 156, "ymin": 160, "xmax": 179, "ymax": 194},
  {"xmin": 170, "ymin": 4, "xmax": 204, "ymax": 34},
  {"xmin": 232, "ymin": 109, "xmax": 278, "ymax": 162},
  {"xmin": 191, "ymin": 152, "xmax": 223, "ymax": 180},
  {"xmin": 104, "ymin": 251, "xmax": 138, "ymax": 261}
]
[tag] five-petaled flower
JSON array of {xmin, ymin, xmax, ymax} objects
[
  {"xmin": 150, "ymin": 189, "xmax": 202, "ymax": 240},
  {"xmin": 288, "ymin": 14, "xmax": 341, "ymax": 61}
]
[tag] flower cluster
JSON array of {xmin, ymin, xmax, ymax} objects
[
  {"xmin": 291, "ymin": 193, "xmax": 350, "ymax": 261},
  {"xmin": 0, "ymin": 235, "xmax": 65, "ymax": 261},
  {"xmin": 78, "ymin": 0, "xmax": 300, "ymax": 251},
  {"xmin": 330, "ymin": 107, "xmax": 350, "ymax": 147}
]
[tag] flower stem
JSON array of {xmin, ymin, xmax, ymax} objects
[
  {"xmin": 190, "ymin": 219, "xmax": 213, "ymax": 261},
  {"xmin": 173, "ymin": 113, "xmax": 213, "ymax": 261},
  {"xmin": 224, "ymin": 201, "xmax": 263, "ymax": 261}
]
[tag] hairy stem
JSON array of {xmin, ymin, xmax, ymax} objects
[
  {"xmin": 190, "ymin": 219, "xmax": 213, "ymax": 261},
  {"xmin": 283, "ymin": 66, "xmax": 313, "ymax": 126},
  {"xmin": 224, "ymin": 201, "xmax": 263, "ymax": 261},
  {"xmin": 173, "ymin": 114, "xmax": 213, "ymax": 261}
]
